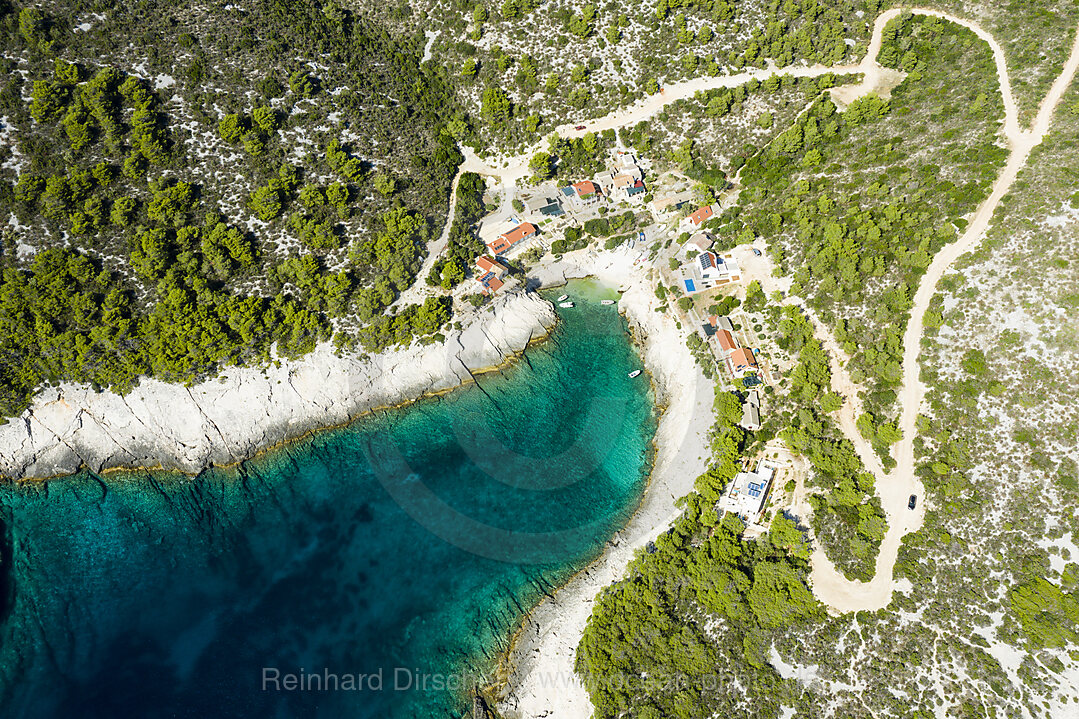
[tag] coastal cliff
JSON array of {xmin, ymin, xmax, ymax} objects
[{"xmin": 0, "ymin": 291, "xmax": 557, "ymax": 480}]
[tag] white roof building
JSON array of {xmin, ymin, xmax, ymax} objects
[
  {"xmin": 719, "ymin": 459, "xmax": 777, "ymax": 522},
  {"xmin": 680, "ymin": 251, "xmax": 742, "ymax": 294}
]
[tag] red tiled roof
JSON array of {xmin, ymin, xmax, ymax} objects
[
  {"xmin": 500, "ymin": 223, "xmax": 537, "ymax": 243},
  {"xmin": 486, "ymin": 238, "xmax": 511, "ymax": 254},
  {"xmin": 708, "ymin": 315, "xmax": 718, "ymax": 327},
  {"xmin": 689, "ymin": 205, "xmax": 714, "ymax": 225},
  {"xmin": 475, "ymin": 271, "xmax": 505, "ymax": 294},
  {"xmin": 731, "ymin": 348, "xmax": 757, "ymax": 368},
  {"xmin": 488, "ymin": 223, "xmax": 537, "ymax": 254},
  {"xmin": 716, "ymin": 329, "xmax": 737, "ymax": 351},
  {"xmin": 476, "ymin": 255, "xmax": 507, "ymax": 274},
  {"xmin": 573, "ymin": 181, "xmax": 600, "ymax": 197}
]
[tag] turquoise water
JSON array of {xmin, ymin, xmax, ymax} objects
[{"xmin": 0, "ymin": 279, "xmax": 655, "ymax": 718}]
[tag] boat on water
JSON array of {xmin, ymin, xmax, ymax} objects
[
  {"xmin": 557, "ymin": 294, "xmax": 569, "ymax": 302},
  {"xmin": 559, "ymin": 301, "xmax": 575, "ymax": 308},
  {"xmin": 628, "ymin": 370, "xmax": 642, "ymax": 378},
  {"xmin": 600, "ymin": 299, "xmax": 616, "ymax": 305}
]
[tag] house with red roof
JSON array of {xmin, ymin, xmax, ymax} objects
[
  {"xmin": 728, "ymin": 348, "xmax": 758, "ymax": 377},
  {"xmin": 716, "ymin": 329, "xmax": 738, "ymax": 353},
  {"xmin": 572, "ymin": 180, "xmax": 601, "ymax": 206},
  {"xmin": 486, "ymin": 222, "xmax": 538, "ymax": 255},
  {"xmin": 474, "ymin": 255, "xmax": 509, "ymax": 295},
  {"xmin": 476, "ymin": 255, "xmax": 507, "ymax": 275},
  {"xmin": 687, "ymin": 204, "xmax": 714, "ymax": 227}
]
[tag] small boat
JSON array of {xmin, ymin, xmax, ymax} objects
[
  {"xmin": 628, "ymin": 370, "xmax": 641, "ymax": 378},
  {"xmin": 557, "ymin": 294, "xmax": 569, "ymax": 302},
  {"xmin": 600, "ymin": 299, "xmax": 616, "ymax": 305},
  {"xmin": 559, "ymin": 301, "xmax": 575, "ymax": 308}
]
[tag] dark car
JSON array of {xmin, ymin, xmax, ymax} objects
[
  {"xmin": 575, "ymin": 125, "xmax": 587, "ymax": 130},
  {"xmin": 908, "ymin": 495, "xmax": 917, "ymax": 510}
]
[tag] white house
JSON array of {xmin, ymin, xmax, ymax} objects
[
  {"xmin": 680, "ymin": 251, "xmax": 741, "ymax": 294},
  {"xmin": 719, "ymin": 459, "xmax": 777, "ymax": 522}
]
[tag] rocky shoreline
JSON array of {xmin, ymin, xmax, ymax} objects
[
  {"xmin": 0, "ymin": 243, "xmax": 710, "ymax": 719},
  {"xmin": 0, "ymin": 291, "xmax": 557, "ymax": 480}
]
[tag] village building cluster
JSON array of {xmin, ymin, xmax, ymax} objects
[
  {"xmin": 474, "ymin": 152, "xmax": 650, "ymax": 295},
  {"xmin": 701, "ymin": 314, "xmax": 759, "ymax": 380},
  {"xmin": 700, "ymin": 314, "xmax": 763, "ymax": 433}
]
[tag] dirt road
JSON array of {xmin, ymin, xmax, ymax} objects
[
  {"xmin": 701, "ymin": 9, "xmax": 1079, "ymax": 613},
  {"xmin": 427, "ymin": 8, "xmax": 1079, "ymax": 623}
]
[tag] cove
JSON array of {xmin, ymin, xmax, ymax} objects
[{"xmin": 0, "ymin": 279, "xmax": 656, "ymax": 718}]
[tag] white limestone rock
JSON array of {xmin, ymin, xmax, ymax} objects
[{"xmin": 0, "ymin": 290, "xmax": 556, "ymax": 479}]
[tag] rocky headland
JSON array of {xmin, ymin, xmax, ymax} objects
[{"xmin": 0, "ymin": 291, "xmax": 556, "ymax": 479}]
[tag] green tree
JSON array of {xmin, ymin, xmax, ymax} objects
[
  {"xmin": 218, "ymin": 113, "xmax": 245, "ymax": 143},
  {"xmin": 770, "ymin": 513, "xmax": 811, "ymax": 561},
  {"xmin": 250, "ymin": 185, "xmax": 283, "ymax": 221},
  {"xmin": 747, "ymin": 562, "xmax": 820, "ymax": 627},
  {"xmin": 252, "ymin": 106, "xmax": 278, "ymax": 133},
  {"xmin": 242, "ymin": 131, "xmax": 265, "ymax": 157},
  {"xmin": 288, "ymin": 69, "xmax": 316, "ymax": 96},
  {"xmin": 481, "ymin": 87, "xmax": 511, "ymax": 122},
  {"xmin": 30, "ymin": 80, "xmax": 69, "ymax": 122},
  {"xmin": 373, "ymin": 173, "xmax": 397, "ymax": 197},
  {"xmin": 529, "ymin": 151, "xmax": 552, "ymax": 179},
  {"xmin": 440, "ymin": 259, "xmax": 464, "ymax": 289},
  {"xmin": 110, "ymin": 196, "xmax": 136, "ymax": 227}
]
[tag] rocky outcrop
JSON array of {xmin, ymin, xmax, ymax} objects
[{"xmin": 0, "ymin": 291, "xmax": 557, "ymax": 480}]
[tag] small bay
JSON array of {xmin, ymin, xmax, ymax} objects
[{"xmin": 0, "ymin": 279, "xmax": 656, "ymax": 718}]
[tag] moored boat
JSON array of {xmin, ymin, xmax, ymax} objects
[
  {"xmin": 628, "ymin": 370, "xmax": 641, "ymax": 378},
  {"xmin": 559, "ymin": 301, "xmax": 575, "ymax": 308},
  {"xmin": 600, "ymin": 299, "xmax": 615, "ymax": 305},
  {"xmin": 557, "ymin": 294, "xmax": 569, "ymax": 302}
]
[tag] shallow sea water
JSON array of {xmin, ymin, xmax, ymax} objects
[{"xmin": 0, "ymin": 279, "xmax": 655, "ymax": 718}]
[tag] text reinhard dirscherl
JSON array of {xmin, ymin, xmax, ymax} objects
[
  {"xmin": 261, "ymin": 667, "xmax": 727, "ymax": 693},
  {"xmin": 262, "ymin": 668, "xmax": 483, "ymax": 693}
]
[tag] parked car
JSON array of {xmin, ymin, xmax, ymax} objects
[
  {"xmin": 752, "ymin": 248, "xmax": 762, "ymax": 256},
  {"xmin": 908, "ymin": 495, "xmax": 917, "ymax": 510},
  {"xmin": 574, "ymin": 125, "xmax": 586, "ymax": 130}
]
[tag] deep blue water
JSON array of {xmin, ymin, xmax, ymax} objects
[{"xmin": 0, "ymin": 280, "xmax": 656, "ymax": 718}]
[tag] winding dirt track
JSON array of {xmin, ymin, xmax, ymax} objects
[
  {"xmin": 809, "ymin": 8, "xmax": 1079, "ymax": 613},
  {"xmin": 433, "ymin": 8, "xmax": 1079, "ymax": 619}
]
